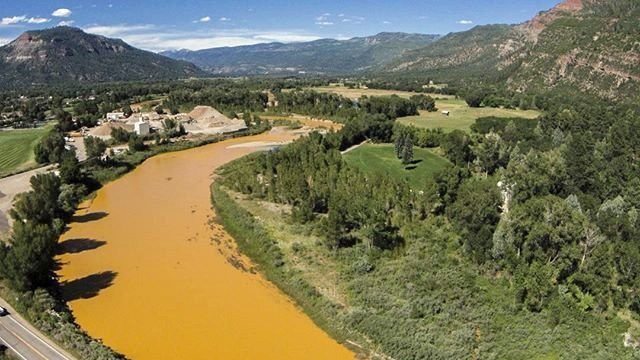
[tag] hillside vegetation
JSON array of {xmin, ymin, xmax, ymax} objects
[
  {"xmin": 387, "ymin": 0, "xmax": 640, "ymax": 102},
  {"xmin": 161, "ymin": 32, "xmax": 439, "ymax": 75},
  {"xmin": 0, "ymin": 27, "xmax": 205, "ymax": 89}
]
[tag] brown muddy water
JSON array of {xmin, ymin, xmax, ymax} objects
[{"xmin": 56, "ymin": 130, "xmax": 354, "ymax": 359}]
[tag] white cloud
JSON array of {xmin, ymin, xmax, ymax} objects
[
  {"xmin": 1, "ymin": 16, "xmax": 26, "ymax": 25},
  {"xmin": 1, "ymin": 15, "xmax": 51, "ymax": 25},
  {"xmin": 82, "ymin": 24, "xmax": 323, "ymax": 52},
  {"xmin": 27, "ymin": 17, "xmax": 50, "ymax": 24},
  {"xmin": 52, "ymin": 8, "xmax": 72, "ymax": 17},
  {"xmin": 84, "ymin": 24, "xmax": 155, "ymax": 37},
  {"xmin": 457, "ymin": 19, "xmax": 473, "ymax": 24},
  {"xmin": 382, "ymin": 20, "xmax": 391, "ymax": 24},
  {"xmin": 199, "ymin": 16, "xmax": 211, "ymax": 22},
  {"xmin": 339, "ymin": 15, "xmax": 364, "ymax": 25},
  {"xmin": 315, "ymin": 21, "xmax": 333, "ymax": 26},
  {"xmin": 0, "ymin": 37, "xmax": 12, "ymax": 46},
  {"xmin": 219, "ymin": 17, "xmax": 231, "ymax": 22},
  {"xmin": 58, "ymin": 20, "xmax": 75, "ymax": 26},
  {"xmin": 252, "ymin": 33, "xmax": 322, "ymax": 42}
]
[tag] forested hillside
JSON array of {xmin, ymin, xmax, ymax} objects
[
  {"xmin": 0, "ymin": 27, "xmax": 206, "ymax": 89},
  {"xmin": 387, "ymin": 0, "xmax": 640, "ymax": 102},
  {"xmin": 161, "ymin": 32, "xmax": 439, "ymax": 75}
]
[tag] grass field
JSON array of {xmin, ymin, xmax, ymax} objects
[
  {"xmin": 0, "ymin": 127, "xmax": 50, "ymax": 177},
  {"xmin": 310, "ymin": 85, "xmax": 454, "ymax": 100},
  {"xmin": 343, "ymin": 143, "xmax": 450, "ymax": 189},
  {"xmin": 398, "ymin": 98, "xmax": 540, "ymax": 132}
]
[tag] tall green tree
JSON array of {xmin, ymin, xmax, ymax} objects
[{"xmin": 0, "ymin": 222, "xmax": 58, "ymax": 291}]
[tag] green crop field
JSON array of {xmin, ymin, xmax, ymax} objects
[
  {"xmin": 343, "ymin": 143, "xmax": 450, "ymax": 189},
  {"xmin": 398, "ymin": 98, "xmax": 540, "ymax": 132},
  {"xmin": 0, "ymin": 127, "xmax": 51, "ymax": 177}
]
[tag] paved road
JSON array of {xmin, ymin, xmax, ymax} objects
[{"xmin": 0, "ymin": 299, "xmax": 75, "ymax": 360}]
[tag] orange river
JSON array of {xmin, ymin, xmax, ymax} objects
[{"xmin": 56, "ymin": 130, "xmax": 354, "ymax": 360}]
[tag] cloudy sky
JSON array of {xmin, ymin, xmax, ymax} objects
[{"xmin": 0, "ymin": 0, "xmax": 560, "ymax": 52}]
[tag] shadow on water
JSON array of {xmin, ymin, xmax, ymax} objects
[
  {"xmin": 72, "ymin": 212, "xmax": 108, "ymax": 223},
  {"xmin": 57, "ymin": 238, "xmax": 107, "ymax": 255},
  {"xmin": 61, "ymin": 271, "xmax": 118, "ymax": 302}
]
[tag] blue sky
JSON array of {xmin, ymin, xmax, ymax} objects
[{"xmin": 0, "ymin": 0, "xmax": 560, "ymax": 51}]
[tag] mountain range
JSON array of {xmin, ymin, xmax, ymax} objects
[
  {"xmin": 160, "ymin": 32, "xmax": 440, "ymax": 75},
  {"xmin": 0, "ymin": 27, "xmax": 206, "ymax": 89},
  {"xmin": 386, "ymin": 0, "xmax": 639, "ymax": 99},
  {"xmin": 0, "ymin": 0, "xmax": 637, "ymax": 101}
]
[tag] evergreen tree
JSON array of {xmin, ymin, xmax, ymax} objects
[
  {"xmin": 402, "ymin": 135, "xmax": 414, "ymax": 165},
  {"xmin": 394, "ymin": 133, "xmax": 405, "ymax": 158}
]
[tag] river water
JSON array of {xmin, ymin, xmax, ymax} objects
[{"xmin": 56, "ymin": 130, "xmax": 353, "ymax": 359}]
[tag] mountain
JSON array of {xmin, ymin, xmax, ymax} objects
[
  {"xmin": 161, "ymin": 32, "xmax": 440, "ymax": 75},
  {"xmin": 387, "ymin": 0, "xmax": 640, "ymax": 100},
  {"xmin": 0, "ymin": 27, "xmax": 206, "ymax": 88}
]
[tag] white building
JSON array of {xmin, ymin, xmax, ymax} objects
[
  {"xmin": 106, "ymin": 112, "xmax": 125, "ymax": 121},
  {"xmin": 134, "ymin": 120, "xmax": 150, "ymax": 136}
]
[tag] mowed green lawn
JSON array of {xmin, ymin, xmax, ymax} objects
[
  {"xmin": 343, "ymin": 143, "xmax": 450, "ymax": 189},
  {"xmin": 0, "ymin": 127, "xmax": 50, "ymax": 177},
  {"xmin": 398, "ymin": 98, "xmax": 540, "ymax": 132}
]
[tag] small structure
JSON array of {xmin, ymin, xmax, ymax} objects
[
  {"xmin": 134, "ymin": 120, "xmax": 150, "ymax": 136},
  {"xmin": 106, "ymin": 112, "xmax": 125, "ymax": 121},
  {"xmin": 442, "ymin": 110, "xmax": 450, "ymax": 116}
]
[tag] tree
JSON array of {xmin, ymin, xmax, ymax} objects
[
  {"xmin": 394, "ymin": 132, "xmax": 405, "ymax": 158},
  {"xmin": 111, "ymin": 127, "xmax": 131, "ymax": 143},
  {"xmin": 401, "ymin": 135, "xmax": 414, "ymax": 165},
  {"xmin": 463, "ymin": 88, "xmax": 487, "ymax": 108},
  {"xmin": 154, "ymin": 105, "xmax": 165, "ymax": 115},
  {"xmin": 472, "ymin": 132, "xmax": 509, "ymax": 174},
  {"xmin": 162, "ymin": 118, "xmax": 177, "ymax": 134},
  {"xmin": 448, "ymin": 177, "xmax": 502, "ymax": 263},
  {"xmin": 10, "ymin": 173, "xmax": 62, "ymax": 225},
  {"xmin": 409, "ymin": 94, "xmax": 437, "ymax": 112},
  {"xmin": 441, "ymin": 130, "xmax": 473, "ymax": 166},
  {"xmin": 123, "ymin": 104, "xmax": 133, "ymax": 117},
  {"xmin": 514, "ymin": 261, "xmax": 558, "ymax": 312},
  {"xmin": 84, "ymin": 136, "xmax": 107, "ymax": 160},
  {"xmin": 55, "ymin": 109, "xmax": 75, "ymax": 132},
  {"xmin": 58, "ymin": 151, "xmax": 81, "ymax": 184},
  {"xmin": 34, "ymin": 129, "xmax": 66, "ymax": 164},
  {"xmin": 128, "ymin": 135, "xmax": 146, "ymax": 152},
  {"xmin": 504, "ymin": 148, "xmax": 568, "ymax": 204},
  {"xmin": 0, "ymin": 221, "xmax": 58, "ymax": 291}
]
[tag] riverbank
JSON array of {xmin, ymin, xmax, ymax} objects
[{"xmin": 211, "ymin": 184, "xmax": 377, "ymax": 357}]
